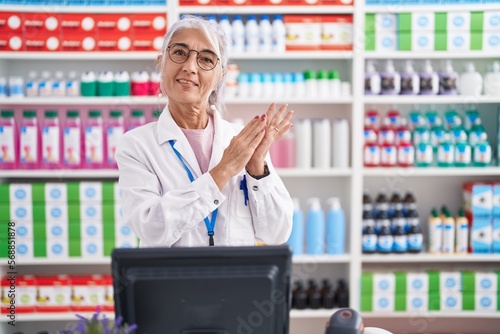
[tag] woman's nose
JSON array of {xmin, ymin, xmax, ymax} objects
[{"xmin": 182, "ymin": 52, "xmax": 198, "ymax": 72}]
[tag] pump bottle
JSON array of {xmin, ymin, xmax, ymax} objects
[
  {"xmin": 306, "ymin": 197, "xmax": 325, "ymax": 255},
  {"xmin": 400, "ymin": 60, "xmax": 420, "ymax": 95},
  {"xmin": 288, "ymin": 198, "xmax": 305, "ymax": 255},
  {"xmin": 459, "ymin": 62, "xmax": 483, "ymax": 96},
  {"xmin": 365, "ymin": 60, "xmax": 381, "ymax": 95},
  {"xmin": 380, "ymin": 59, "xmax": 401, "ymax": 95},
  {"xmin": 419, "ymin": 60, "xmax": 439, "ymax": 95},
  {"xmin": 326, "ymin": 197, "xmax": 345, "ymax": 254}
]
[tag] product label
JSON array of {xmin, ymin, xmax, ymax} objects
[
  {"xmin": 455, "ymin": 220, "xmax": 468, "ymax": 253},
  {"xmin": 20, "ymin": 125, "xmax": 38, "ymax": 163},
  {"xmin": 364, "ymin": 145, "xmax": 380, "ymax": 166},
  {"xmin": 439, "ymin": 74, "xmax": 457, "ymax": 94},
  {"xmin": 407, "ymin": 233, "xmax": 423, "ymax": 251},
  {"xmin": 26, "ymin": 81, "xmax": 39, "ymax": 97},
  {"xmin": 393, "ymin": 235, "xmax": 408, "ymax": 252},
  {"xmin": 397, "ymin": 145, "xmax": 415, "ymax": 166},
  {"xmin": 415, "ymin": 143, "xmax": 433, "ymax": 164},
  {"xmin": 362, "ymin": 234, "xmax": 377, "ymax": 252},
  {"xmin": 85, "ymin": 126, "xmax": 103, "ymax": 164},
  {"xmin": 63, "ymin": 127, "xmax": 81, "ymax": 166},
  {"xmin": 42, "ymin": 126, "xmax": 60, "ymax": 163},
  {"xmin": 106, "ymin": 126, "xmax": 124, "ymax": 164},
  {"xmin": 0, "ymin": 125, "xmax": 15, "ymax": 163},
  {"xmin": 437, "ymin": 144, "xmax": 454, "ymax": 164},
  {"xmin": 474, "ymin": 144, "xmax": 492, "ymax": 164},
  {"xmin": 377, "ymin": 234, "xmax": 393, "ymax": 253},
  {"xmin": 429, "ymin": 221, "xmax": 443, "ymax": 253},
  {"xmin": 455, "ymin": 145, "xmax": 471, "ymax": 165},
  {"xmin": 380, "ymin": 145, "xmax": 397, "ymax": 166}
]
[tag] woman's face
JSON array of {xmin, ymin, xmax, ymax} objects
[{"xmin": 162, "ymin": 28, "xmax": 220, "ymax": 108}]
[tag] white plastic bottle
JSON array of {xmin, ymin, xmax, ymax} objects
[
  {"xmin": 312, "ymin": 118, "xmax": 331, "ymax": 169},
  {"xmin": 25, "ymin": 71, "xmax": 39, "ymax": 97},
  {"xmin": 232, "ymin": 15, "xmax": 245, "ymax": 54},
  {"xmin": 272, "ymin": 14, "xmax": 286, "ymax": 53},
  {"xmin": 294, "ymin": 118, "xmax": 312, "ymax": 169},
  {"xmin": 259, "ymin": 15, "xmax": 273, "ymax": 53},
  {"xmin": 219, "ymin": 15, "xmax": 233, "ymax": 55},
  {"xmin": 484, "ymin": 61, "xmax": 500, "ymax": 96},
  {"xmin": 419, "ymin": 60, "xmax": 439, "ymax": 95},
  {"xmin": 39, "ymin": 71, "xmax": 53, "ymax": 97},
  {"xmin": 52, "ymin": 71, "xmax": 66, "ymax": 97},
  {"xmin": 66, "ymin": 71, "xmax": 80, "ymax": 97},
  {"xmin": 459, "ymin": 62, "xmax": 483, "ymax": 96},
  {"xmin": 8, "ymin": 76, "xmax": 24, "ymax": 97},
  {"xmin": 400, "ymin": 60, "xmax": 420, "ymax": 95},
  {"xmin": 332, "ymin": 118, "xmax": 349, "ymax": 168},
  {"xmin": 245, "ymin": 15, "xmax": 259, "ymax": 53},
  {"xmin": 261, "ymin": 72, "xmax": 274, "ymax": 98},
  {"xmin": 365, "ymin": 60, "xmax": 381, "ymax": 95},
  {"xmin": 249, "ymin": 72, "xmax": 262, "ymax": 98},
  {"xmin": 380, "ymin": 59, "xmax": 401, "ymax": 95}
]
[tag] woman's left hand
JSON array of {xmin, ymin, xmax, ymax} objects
[{"xmin": 246, "ymin": 103, "xmax": 294, "ymax": 176}]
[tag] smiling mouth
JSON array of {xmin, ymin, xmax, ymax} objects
[{"xmin": 177, "ymin": 79, "xmax": 198, "ymax": 86}]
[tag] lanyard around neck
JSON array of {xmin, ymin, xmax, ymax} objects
[{"xmin": 169, "ymin": 140, "xmax": 218, "ymax": 246}]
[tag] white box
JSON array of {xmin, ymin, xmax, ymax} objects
[
  {"xmin": 407, "ymin": 272, "xmax": 429, "ymax": 293},
  {"xmin": 79, "ymin": 182, "xmax": 102, "ymax": 203},
  {"xmin": 412, "ymin": 31, "xmax": 434, "ymax": 51},
  {"xmin": 483, "ymin": 11, "xmax": 500, "ymax": 31},
  {"xmin": 115, "ymin": 222, "xmax": 133, "ymax": 239},
  {"xmin": 10, "ymin": 203, "xmax": 32, "ymax": 222},
  {"xmin": 9, "ymin": 184, "xmax": 32, "ymax": 204},
  {"xmin": 114, "ymin": 182, "xmax": 122, "ymax": 202},
  {"xmin": 483, "ymin": 32, "xmax": 500, "ymax": 51},
  {"xmin": 376, "ymin": 32, "xmax": 397, "ymax": 51},
  {"xmin": 412, "ymin": 12, "xmax": 435, "ymax": 32},
  {"xmin": 81, "ymin": 221, "xmax": 103, "ymax": 239},
  {"xmin": 375, "ymin": 13, "xmax": 397, "ymax": 32},
  {"xmin": 475, "ymin": 272, "xmax": 498, "ymax": 293},
  {"xmin": 448, "ymin": 32, "xmax": 470, "ymax": 51},
  {"xmin": 114, "ymin": 202, "xmax": 124, "ymax": 225},
  {"xmin": 80, "ymin": 203, "xmax": 102, "ymax": 222},
  {"xmin": 440, "ymin": 271, "xmax": 462, "ymax": 292},
  {"xmin": 115, "ymin": 237, "xmax": 138, "ymax": 249},
  {"xmin": 47, "ymin": 239, "xmax": 69, "ymax": 259},
  {"xmin": 440, "ymin": 290, "xmax": 462, "ymax": 311},
  {"xmin": 373, "ymin": 293, "xmax": 394, "ymax": 311},
  {"xmin": 45, "ymin": 183, "xmax": 67, "ymax": 203},
  {"xmin": 81, "ymin": 238, "xmax": 103, "ymax": 258},
  {"xmin": 15, "ymin": 221, "xmax": 33, "ymax": 239},
  {"xmin": 46, "ymin": 221, "xmax": 68, "ymax": 239},
  {"xmin": 475, "ymin": 292, "xmax": 497, "ymax": 312},
  {"xmin": 407, "ymin": 293, "xmax": 428, "ymax": 311},
  {"xmin": 374, "ymin": 273, "xmax": 395, "ymax": 293},
  {"xmin": 45, "ymin": 203, "xmax": 68, "ymax": 223},
  {"xmin": 16, "ymin": 238, "xmax": 34, "ymax": 259},
  {"xmin": 448, "ymin": 12, "xmax": 471, "ymax": 32}
]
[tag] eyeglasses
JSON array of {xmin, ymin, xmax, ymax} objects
[{"xmin": 167, "ymin": 43, "xmax": 220, "ymax": 71}]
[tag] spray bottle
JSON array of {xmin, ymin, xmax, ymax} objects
[
  {"xmin": 428, "ymin": 208, "xmax": 443, "ymax": 254},
  {"xmin": 306, "ymin": 197, "xmax": 325, "ymax": 255},
  {"xmin": 455, "ymin": 208, "xmax": 469, "ymax": 254},
  {"xmin": 326, "ymin": 197, "xmax": 345, "ymax": 255},
  {"xmin": 441, "ymin": 206, "xmax": 455, "ymax": 254},
  {"xmin": 288, "ymin": 198, "xmax": 305, "ymax": 256},
  {"xmin": 400, "ymin": 60, "xmax": 420, "ymax": 95}
]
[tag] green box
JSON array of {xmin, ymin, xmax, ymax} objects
[
  {"xmin": 361, "ymin": 294, "xmax": 373, "ymax": 312},
  {"xmin": 398, "ymin": 13, "xmax": 411, "ymax": 32},
  {"xmin": 471, "ymin": 31, "xmax": 483, "ymax": 51},
  {"xmin": 102, "ymin": 182, "xmax": 115, "ymax": 202},
  {"xmin": 395, "ymin": 293, "xmax": 406, "ymax": 312},
  {"xmin": 462, "ymin": 292, "xmax": 475, "ymax": 311},
  {"xmin": 69, "ymin": 238, "xmax": 81, "ymax": 257},
  {"xmin": 462, "ymin": 271, "xmax": 475, "ymax": 294},
  {"xmin": 471, "ymin": 12, "xmax": 484, "ymax": 32},
  {"xmin": 361, "ymin": 272, "xmax": 373, "ymax": 295},
  {"xmin": 428, "ymin": 291, "xmax": 440, "ymax": 311},
  {"xmin": 435, "ymin": 32, "xmax": 448, "ymax": 51},
  {"xmin": 395, "ymin": 272, "xmax": 407, "ymax": 294},
  {"xmin": 365, "ymin": 32, "xmax": 375, "ymax": 51},
  {"xmin": 398, "ymin": 32, "xmax": 412, "ymax": 51},
  {"xmin": 67, "ymin": 182, "xmax": 80, "ymax": 203},
  {"xmin": 365, "ymin": 13, "xmax": 376, "ymax": 33},
  {"xmin": 435, "ymin": 12, "xmax": 447, "ymax": 32}
]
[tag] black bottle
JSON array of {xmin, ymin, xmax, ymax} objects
[
  {"xmin": 403, "ymin": 189, "xmax": 417, "ymax": 215},
  {"xmin": 335, "ymin": 279, "xmax": 349, "ymax": 308},
  {"xmin": 407, "ymin": 209, "xmax": 423, "ymax": 253},
  {"xmin": 389, "ymin": 190, "xmax": 402, "ymax": 218},
  {"xmin": 320, "ymin": 280, "xmax": 336, "ymax": 309},
  {"xmin": 362, "ymin": 189, "xmax": 373, "ymax": 213},
  {"xmin": 293, "ymin": 281, "xmax": 308, "ymax": 310},
  {"xmin": 292, "ymin": 281, "xmax": 302, "ymax": 308},
  {"xmin": 374, "ymin": 189, "xmax": 388, "ymax": 217},
  {"xmin": 362, "ymin": 210, "xmax": 377, "ymax": 254},
  {"xmin": 306, "ymin": 280, "xmax": 322, "ymax": 309},
  {"xmin": 392, "ymin": 212, "xmax": 408, "ymax": 254},
  {"xmin": 377, "ymin": 217, "xmax": 393, "ymax": 254}
]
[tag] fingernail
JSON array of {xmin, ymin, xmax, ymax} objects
[
  {"xmin": 254, "ymin": 115, "xmax": 259, "ymax": 119},
  {"xmin": 261, "ymin": 114, "xmax": 267, "ymax": 118}
]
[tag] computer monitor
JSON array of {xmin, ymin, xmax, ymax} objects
[{"xmin": 111, "ymin": 245, "xmax": 292, "ymax": 334}]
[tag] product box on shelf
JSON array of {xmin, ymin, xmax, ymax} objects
[
  {"xmin": 284, "ymin": 15, "xmax": 321, "ymax": 51},
  {"xmin": 59, "ymin": 13, "xmax": 97, "ymax": 34},
  {"xmin": 132, "ymin": 33, "xmax": 164, "ymax": 51},
  {"xmin": 60, "ymin": 34, "xmax": 97, "ymax": 52},
  {"xmin": 46, "ymin": 238, "xmax": 69, "ymax": 259},
  {"xmin": 96, "ymin": 33, "xmax": 132, "ymax": 52},
  {"xmin": 103, "ymin": 275, "xmax": 114, "ymax": 312},
  {"xmin": 179, "ymin": 0, "xmax": 214, "ymax": 6},
  {"xmin": 70, "ymin": 275, "xmax": 107, "ymax": 312},
  {"xmin": 0, "ymin": 34, "xmax": 23, "ymax": 51},
  {"xmin": 95, "ymin": 14, "xmax": 133, "ymax": 34},
  {"xmin": 483, "ymin": 11, "xmax": 500, "ymax": 31},
  {"xmin": 462, "ymin": 271, "xmax": 499, "ymax": 294},
  {"xmin": 1, "ymin": 275, "xmax": 37, "ymax": 314},
  {"xmin": 0, "ymin": 12, "xmax": 22, "ymax": 32},
  {"xmin": 320, "ymin": 15, "xmax": 353, "ymax": 50},
  {"xmin": 45, "ymin": 183, "xmax": 68, "ymax": 203},
  {"xmin": 448, "ymin": 11, "xmax": 471, "ymax": 32},
  {"xmin": 131, "ymin": 13, "xmax": 167, "ymax": 34},
  {"xmin": 483, "ymin": 31, "xmax": 500, "ymax": 51},
  {"xmin": 493, "ymin": 183, "xmax": 500, "ymax": 253},
  {"xmin": 36, "ymin": 275, "xmax": 71, "ymax": 312},
  {"xmin": 463, "ymin": 182, "xmax": 493, "ymax": 253},
  {"xmin": 23, "ymin": 12, "xmax": 60, "ymax": 37},
  {"xmin": 24, "ymin": 34, "xmax": 61, "ymax": 52}
]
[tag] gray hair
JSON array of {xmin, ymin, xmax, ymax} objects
[{"xmin": 157, "ymin": 15, "xmax": 228, "ymax": 115}]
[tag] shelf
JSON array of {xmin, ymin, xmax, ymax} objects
[
  {"xmin": 0, "ymin": 52, "xmax": 159, "ymax": 60},
  {"xmin": 180, "ymin": 6, "xmax": 354, "ymax": 14},
  {"xmin": 0, "ymin": 312, "xmax": 115, "ymax": 323},
  {"xmin": 1, "ymin": 258, "xmax": 112, "ymax": 266},
  {"xmin": 293, "ymin": 254, "xmax": 351, "ymax": 264},
  {"xmin": 363, "ymin": 4, "xmax": 500, "ymax": 13},
  {"xmin": 364, "ymin": 95, "xmax": 500, "ymax": 105},
  {"xmin": 229, "ymin": 51, "xmax": 353, "ymax": 59},
  {"xmin": 0, "ymin": 5, "xmax": 167, "ymax": 13},
  {"xmin": 364, "ymin": 51, "xmax": 500, "ymax": 60},
  {"xmin": 362, "ymin": 254, "xmax": 500, "ymax": 263},
  {"xmin": 362, "ymin": 167, "xmax": 500, "ymax": 177},
  {"xmin": 277, "ymin": 168, "xmax": 352, "ymax": 177},
  {"xmin": 290, "ymin": 309, "xmax": 336, "ymax": 318},
  {"xmin": 361, "ymin": 311, "xmax": 500, "ymax": 319},
  {"xmin": 0, "ymin": 169, "xmax": 119, "ymax": 179}
]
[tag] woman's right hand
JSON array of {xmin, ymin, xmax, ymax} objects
[{"xmin": 210, "ymin": 114, "xmax": 267, "ymax": 190}]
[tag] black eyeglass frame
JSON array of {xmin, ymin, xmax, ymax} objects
[{"xmin": 166, "ymin": 43, "xmax": 220, "ymax": 71}]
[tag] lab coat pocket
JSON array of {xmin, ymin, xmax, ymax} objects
[
  {"xmin": 234, "ymin": 177, "xmax": 251, "ymax": 218},
  {"xmin": 228, "ymin": 185, "xmax": 255, "ymax": 243}
]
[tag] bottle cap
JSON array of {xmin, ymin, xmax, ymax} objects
[
  {"xmin": 422, "ymin": 59, "xmax": 434, "ymax": 74},
  {"xmin": 110, "ymin": 110, "xmax": 123, "ymax": 118},
  {"xmin": 384, "ymin": 59, "xmax": 396, "ymax": 73},
  {"xmin": 403, "ymin": 60, "xmax": 415, "ymax": 73},
  {"xmin": 23, "ymin": 110, "xmax": 36, "ymax": 118},
  {"xmin": 317, "ymin": 70, "xmax": 329, "ymax": 80},
  {"xmin": 307, "ymin": 197, "xmax": 321, "ymax": 211},
  {"xmin": 464, "ymin": 62, "xmax": 476, "ymax": 73},
  {"xmin": 45, "ymin": 110, "xmax": 58, "ymax": 118},
  {"xmin": 131, "ymin": 110, "xmax": 144, "ymax": 117},
  {"xmin": 89, "ymin": 110, "xmax": 101, "ymax": 118},
  {"xmin": 303, "ymin": 70, "xmax": 316, "ymax": 80},
  {"xmin": 328, "ymin": 70, "xmax": 340, "ymax": 80},
  {"xmin": 152, "ymin": 109, "xmax": 162, "ymax": 118},
  {"xmin": 327, "ymin": 197, "xmax": 341, "ymax": 210},
  {"xmin": 67, "ymin": 110, "xmax": 79, "ymax": 118},
  {"xmin": 366, "ymin": 60, "xmax": 377, "ymax": 73}
]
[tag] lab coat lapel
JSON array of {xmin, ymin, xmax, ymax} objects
[{"xmin": 209, "ymin": 109, "xmax": 226, "ymax": 171}]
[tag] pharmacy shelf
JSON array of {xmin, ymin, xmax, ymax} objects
[
  {"xmin": 362, "ymin": 254, "xmax": 500, "ymax": 263},
  {"xmin": 0, "ymin": 52, "xmax": 159, "ymax": 60},
  {"xmin": 277, "ymin": 168, "xmax": 352, "ymax": 177},
  {"xmin": 1, "ymin": 258, "xmax": 112, "ymax": 266},
  {"xmin": 180, "ymin": 6, "xmax": 354, "ymax": 14},
  {"xmin": 0, "ymin": 169, "xmax": 120, "ymax": 179},
  {"xmin": 229, "ymin": 51, "xmax": 353, "ymax": 59},
  {"xmin": 290, "ymin": 309, "xmax": 337, "ymax": 318},
  {"xmin": 226, "ymin": 97, "xmax": 353, "ymax": 104},
  {"xmin": 363, "ymin": 4, "xmax": 500, "ymax": 13},
  {"xmin": 0, "ymin": 312, "xmax": 115, "ymax": 323},
  {"xmin": 363, "ymin": 95, "xmax": 500, "ymax": 105},
  {"xmin": 364, "ymin": 51, "xmax": 500, "ymax": 60},
  {"xmin": 362, "ymin": 167, "xmax": 500, "ymax": 177},
  {"xmin": 293, "ymin": 254, "xmax": 351, "ymax": 264},
  {"xmin": 0, "ymin": 5, "xmax": 167, "ymax": 13},
  {"xmin": 361, "ymin": 311, "xmax": 500, "ymax": 319}
]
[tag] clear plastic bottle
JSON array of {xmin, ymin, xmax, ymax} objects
[
  {"xmin": 41, "ymin": 110, "xmax": 61, "ymax": 169},
  {"xmin": 85, "ymin": 110, "xmax": 104, "ymax": 169},
  {"xmin": 231, "ymin": 15, "xmax": 245, "ymax": 54},
  {"xmin": 25, "ymin": 71, "xmax": 39, "ymax": 97},
  {"xmin": 66, "ymin": 71, "xmax": 80, "ymax": 97},
  {"xmin": 63, "ymin": 110, "xmax": 83, "ymax": 169},
  {"xmin": 52, "ymin": 71, "xmax": 66, "ymax": 97},
  {"xmin": 127, "ymin": 110, "xmax": 146, "ymax": 132},
  {"xmin": 106, "ymin": 110, "xmax": 125, "ymax": 168},
  {"xmin": 19, "ymin": 110, "xmax": 40, "ymax": 169},
  {"xmin": 0, "ymin": 110, "xmax": 18, "ymax": 169}
]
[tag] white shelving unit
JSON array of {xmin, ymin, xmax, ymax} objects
[{"xmin": 1, "ymin": 1, "xmax": 500, "ymax": 334}]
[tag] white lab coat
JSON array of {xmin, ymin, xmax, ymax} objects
[{"xmin": 115, "ymin": 106, "xmax": 293, "ymax": 247}]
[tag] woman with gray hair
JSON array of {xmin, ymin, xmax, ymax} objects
[{"xmin": 115, "ymin": 15, "xmax": 294, "ymax": 248}]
